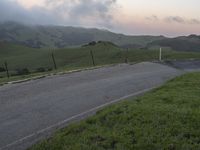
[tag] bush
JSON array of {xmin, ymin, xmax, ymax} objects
[
  {"xmin": 0, "ymin": 67, "xmax": 6, "ymax": 72},
  {"xmin": 47, "ymin": 68, "xmax": 53, "ymax": 71},
  {"xmin": 36, "ymin": 67, "xmax": 46, "ymax": 73},
  {"xmin": 82, "ymin": 41, "xmax": 97, "ymax": 47},
  {"xmin": 88, "ymin": 41, "xmax": 97, "ymax": 46},
  {"xmin": 16, "ymin": 68, "xmax": 30, "ymax": 75}
]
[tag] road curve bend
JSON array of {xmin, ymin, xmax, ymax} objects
[{"xmin": 0, "ymin": 62, "xmax": 182, "ymax": 150}]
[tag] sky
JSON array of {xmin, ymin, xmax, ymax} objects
[{"xmin": 0, "ymin": 0, "xmax": 200, "ymax": 37}]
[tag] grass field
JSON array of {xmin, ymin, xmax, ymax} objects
[
  {"xmin": 0, "ymin": 42, "xmax": 122, "ymax": 73},
  {"xmin": 29, "ymin": 72, "xmax": 200, "ymax": 150},
  {"xmin": 1, "ymin": 41, "xmax": 200, "ymax": 83}
]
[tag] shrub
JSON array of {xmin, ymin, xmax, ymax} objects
[
  {"xmin": 0, "ymin": 67, "xmax": 6, "ymax": 72},
  {"xmin": 16, "ymin": 68, "xmax": 30, "ymax": 75},
  {"xmin": 47, "ymin": 68, "xmax": 53, "ymax": 71},
  {"xmin": 36, "ymin": 67, "xmax": 46, "ymax": 73},
  {"xmin": 88, "ymin": 41, "xmax": 96, "ymax": 46},
  {"xmin": 82, "ymin": 41, "xmax": 97, "ymax": 47}
]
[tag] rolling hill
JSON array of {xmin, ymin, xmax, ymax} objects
[
  {"xmin": 148, "ymin": 35, "xmax": 200, "ymax": 52},
  {"xmin": 0, "ymin": 41, "xmax": 123, "ymax": 73},
  {"xmin": 1, "ymin": 22, "xmax": 200, "ymax": 52},
  {"xmin": 0, "ymin": 21, "xmax": 165, "ymax": 48}
]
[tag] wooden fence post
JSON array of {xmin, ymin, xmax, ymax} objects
[
  {"xmin": 125, "ymin": 48, "xmax": 129, "ymax": 64},
  {"xmin": 4, "ymin": 61, "xmax": 10, "ymax": 78},
  {"xmin": 51, "ymin": 52, "xmax": 57, "ymax": 70},
  {"xmin": 90, "ymin": 50, "xmax": 95, "ymax": 66}
]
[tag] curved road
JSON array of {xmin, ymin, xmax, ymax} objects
[{"xmin": 0, "ymin": 62, "xmax": 182, "ymax": 150}]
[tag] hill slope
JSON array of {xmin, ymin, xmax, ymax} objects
[
  {"xmin": 0, "ymin": 22, "xmax": 165, "ymax": 48},
  {"xmin": 1, "ymin": 22, "xmax": 200, "ymax": 51},
  {"xmin": 0, "ymin": 41, "xmax": 123, "ymax": 73},
  {"xmin": 148, "ymin": 35, "xmax": 200, "ymax": 52}
]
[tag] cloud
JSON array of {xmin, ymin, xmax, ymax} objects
[
  {"xmin": 164, "ymin": 16, "xmax": 200, "ymax": 25},
  {"xmin": 49, "ymin": 0, "xmax": 117, "ymax": 28},
  {"xmin": 145, "ymin": 15, "xmax": 159, "ymax": 21},
  {"xmin": 0, "ymin": 0, "xmax": 30, "ymax": 23},
  {"xmin": 165, "ymin": 16, "xmax": 185, "ymax": 23},
  {"xmin": 189, "ymin": 19, "xmax": 200, "ymax": 24},
  {"xmin": 0, "ymin": 0, "xmax": 64, "ymax": 25},
  {"xmin": 0, "ymin": 0, "xmax": 117, "ymax": 28}
]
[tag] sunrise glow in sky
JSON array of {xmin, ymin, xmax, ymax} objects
[{"xmin": 1, "ymin": 0, "xmax": 200, "ymax": 36}]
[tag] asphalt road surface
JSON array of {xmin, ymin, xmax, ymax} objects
[
  {"xmin": 164, "ymin": 60, "xmax": 200, "ymax": 71},
  {"xmin": 0, "ymin": 62, "xmax": 183, "ymax": 150}
]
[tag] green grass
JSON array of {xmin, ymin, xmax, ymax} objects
[
  {"xmin": 0, "ymin": 64, "xmax": 107, "ymax": 85},
  {"xmin": 0, "ymin": 71, "xmax": 51, "ymax": 85},
  {"xmin": 0, "ymin": 42, "xmax": 122, "ymax": 72},
  {"xmin": 1, "ymin": 41, "xmax": 200, "ymax": 83},
  {"xmin": 29, "ymin": 72, "xmax": 200, "ymax": 150}
]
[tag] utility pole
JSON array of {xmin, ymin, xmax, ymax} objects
[
  {"xmin": 4, "ymin": 61, "xmax": 10, "ymax": 78},
  {"xmin": 51, "ymin": 52, "xmax": 57, "ymax": 70},
  {"xmin": 159, "ymin": 47, "xmax": 162, "ymax": 61},
  {"xmin": 90, "ymin": 50, "xmax": 95, "ymax": 66}
]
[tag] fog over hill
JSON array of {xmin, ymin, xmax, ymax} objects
[
  {"xmin": 0, "ymin": 21, "xmax": 200, "ymax": 51},
  {"xmin": 0, "ymin": 21, "xmax": 165, "ymax": 48}
]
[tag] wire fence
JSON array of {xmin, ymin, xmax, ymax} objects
[{"xmin": 1, "ymin": 48, "xmax": 200, "ymax": 79}]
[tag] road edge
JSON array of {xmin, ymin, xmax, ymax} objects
[{"xmin": 0, "ymin": 85, "xmax": 160, "ymax": 150}]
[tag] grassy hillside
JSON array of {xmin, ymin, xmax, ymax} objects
[
  {"xmin": 1, "ymin": 41, "xmax": 200, "ymax": 79},
  {"xmin": 0, "ymin": 41, "xmax": 122, "ymax": 72},
  {"xmin": 1, "ymin": 22, "xmax": 200, "ymax": 51},
  {"xmin": 0, "ymin": 42, "xmax": 51, "ymax": 71},
  {"xmin": 148, "ymin": 35, "xmax": 200, "ymax": 52},
  {"xmin": 0, "ymin": 22, "xmax": 165, "ymax": 48},
  {"xmin": 29, "ymin": 72, "xmax": 200, "ymax": 150}
]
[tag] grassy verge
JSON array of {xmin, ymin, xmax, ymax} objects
[
  {"xmin": 0, "ymin": 64, "xmax": 110, "ymax": 85},
  {"xmin": 29, "ymin": 72, "xmax": 200, "ymax": 150},
  {"xmin": 0, "ymin": 72, "xmax": 45, "ymax": 85}
]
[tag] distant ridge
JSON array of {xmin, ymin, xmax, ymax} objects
[
  {"xmin": 0, "ymin": 21, "xmax": 165, "ymax": 48},
  {"xmin": 0, "ymin": 21, "xmax": 199, "ymax": 51},
  {"xmin": 148, "ymin": 35, "xmax": 200, "ymax": 52}
]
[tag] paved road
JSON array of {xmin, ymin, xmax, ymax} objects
[
  {"xmin": 164, "ymin": 60, "xmax": 200, "ymax": 71},
  {"xmin": 0, "ymin": 62, "xmax": 182, "ymax": 150}
]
